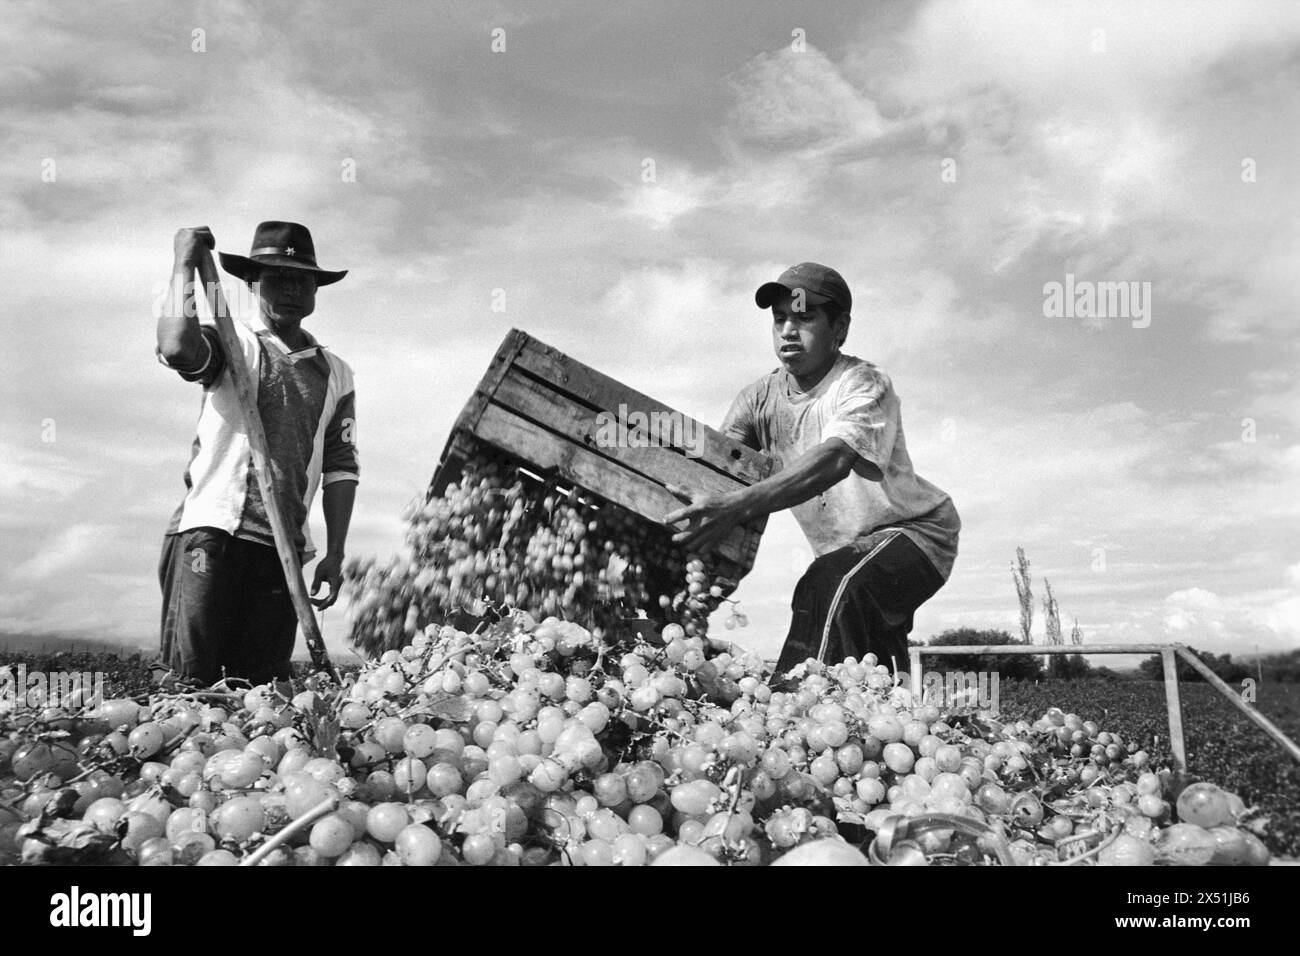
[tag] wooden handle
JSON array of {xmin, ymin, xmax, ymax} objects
[{"xmin": 195, "ymin": 252, "xmax": 338, "ymax": 681}]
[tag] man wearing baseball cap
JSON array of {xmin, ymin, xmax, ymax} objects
[
  {"xmin": 666, "ymin": 262, "xmax": 960, "ymax": 677},
  {"xmin": 153, "ymin": 222, "xmax": 359, "ymax": 686}
]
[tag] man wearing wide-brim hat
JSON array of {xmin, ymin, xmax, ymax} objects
[
  {"xmin": 154, "ymin": 221, "xmax": 359, "ymax": 686},
  {"xmin": 666, "ymin": 262, "xmax": 960, "ymax": 679}
]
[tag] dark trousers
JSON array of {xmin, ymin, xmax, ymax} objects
[
  {"xmin": 157, "ymin": 527, "xmax": 297, "ymax": 686},
  {"xmin": 775, "ymin": 530, "xmax": 947, "ymax": 676}
]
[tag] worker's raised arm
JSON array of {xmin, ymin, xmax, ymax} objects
[{"xmin": 156, "ymin": 226, "xmax": 215, "ymax": 370}]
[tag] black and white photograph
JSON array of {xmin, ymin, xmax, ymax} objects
[{"xmin": 0, "ymin": 0, "xmax": 1296, "ymax": 915}]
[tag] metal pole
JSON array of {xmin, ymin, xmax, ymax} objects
[
  {"xmin": 1161, "ymin": 649, "xmax": 1187, "ymax": 781},
  {"xmin": 1176, "ymin": 647, "xmax": 1300, "ymax": 766},
  {"xmin": 919, "ymin": 643, "xmax": 1175, "ymax": 655}
]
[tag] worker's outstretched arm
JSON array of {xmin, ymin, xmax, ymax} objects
[{"xmin": 664, "ymin": 438, "xmax": 858, "ymax": 555}]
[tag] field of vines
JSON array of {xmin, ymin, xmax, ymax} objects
[{"xmin": 4, "ymin": 651, "xmax": 1297, "ymax": 858}]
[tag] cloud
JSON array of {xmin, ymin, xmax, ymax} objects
[
  {"xmin": 728, "ymin": 46, "xmax": 886, "ymax": 149},
  {"xmin": 888, "ymin": 0, "xmax": 1300, "ymax": 105},
  {"xmin": 0, "ymin": 441, "xmax": 94, "ymax": 505},
  {"xmin": 625, "ymin": 166, "xmax": 714, "ymax": 229},
  {"xmin": 1161, "ymin": 586, "xmax": 1298, "ymax": 654},
  {"xmin": 2, "ymin": 0, "xmax": 1296, "ymax": 662},
  {"xmin": 842, "ymin": 0, "xmax": 1300, "ymax": 344},
  {"xmin": 9, "ymin": 523, "xmax": 119, "ymax": 582}
]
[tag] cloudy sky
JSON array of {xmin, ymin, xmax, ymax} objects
[{"xmin": 2, "ymin": 0, "xmax": 1297, "ymax": 665}]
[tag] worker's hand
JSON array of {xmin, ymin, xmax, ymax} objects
[
  {"xmin": 173, "ymin": 226, "xmax": 215, "ymax": 270},
  {"xmin": 663, "ymin": 483, "xmax": 747, "ymax": 556},
  {"xmin": 310, "ymin": 552, "xmax": 344, "ymax": 610}
]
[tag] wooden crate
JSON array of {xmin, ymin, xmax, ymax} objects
[{"xmin": 430, "ymin": 329, "xmax": 775, "ymax": 582}]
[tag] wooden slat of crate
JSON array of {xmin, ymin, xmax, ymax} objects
[
  {"xmin": 473, "ymin": 402, "xmax": 758, "ymax": 569},
  {"xmin": 510, "ymin": 334, "xmax": 773, "ymax": 486},
  {"xmin": 490, "ymin": 367, "xmax": 757, "ymax": 503}
]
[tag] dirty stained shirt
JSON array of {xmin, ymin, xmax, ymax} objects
[{"xmin": 721, "ymin": 353, "xmax": 960, "ymax": 579}]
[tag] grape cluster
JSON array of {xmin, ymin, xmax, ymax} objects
[{"xmin": 343, "ymin": 451, "xmax": 742, "ymax": 656}]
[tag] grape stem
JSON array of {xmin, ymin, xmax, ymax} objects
[
  {"xmin": 725, "ymin": 764, "xmax": 746, "ymax": 816},
  {"xmin": 239, "ymin": 796, "xmax": 336, "ymax": 866},
  {"xmin": 62, "ymin": 728, "xmax": 190, "ymax": 786},
  {"xmin": 0, "ymin": 793, "xmax": 32, "ymax": 822},
  {"xmin": 131, "ymin": 690, "xmax": 244, "ymax": 706}
]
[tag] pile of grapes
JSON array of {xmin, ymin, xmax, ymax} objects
[
  {"xmin": 0, "ymin": 612, "xmax": 1272, "ymax": 866},
  {"xmin": 342, "ymin": 451, "xmax": 741, "ymax": 657}
]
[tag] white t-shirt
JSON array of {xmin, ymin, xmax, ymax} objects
[{"xmin": 721, "ymin": 353, "xmax": 960, "ymax": 579}]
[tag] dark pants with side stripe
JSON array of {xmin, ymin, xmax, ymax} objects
[
  {"xmin": 157, "ymin": 527, "xmax": 298, "ymax": 687},
  {"xmin": 775, "ymin": 530, "xmax": 947, "ymax": 677}
]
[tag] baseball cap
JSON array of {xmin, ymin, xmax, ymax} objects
[{"xmin": 755, "ymin": 262, "xmax": 851, "ymax": 313}]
